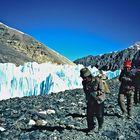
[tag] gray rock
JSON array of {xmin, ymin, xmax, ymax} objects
[
  {"xmin": 102, "ymin": 130, "xmax": 118, "ymax": 140},
  {"xmin": 0, "ymin": 80, "xmax": 140, "ymax": 139}
]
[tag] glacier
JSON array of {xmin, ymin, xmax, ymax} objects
[{"xmin": 0, "ymin": 62, "xmax": 120, "ymax": 100}]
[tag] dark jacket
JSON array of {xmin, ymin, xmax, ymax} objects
[
  {"xmin": 119, "ymin": 69, "xmax": 135, "ymax": 92},
  {"xmin": 135, "ymin": 69, "xmax": 140, "ymax": 90},
  {"xmin": 82, "ymin": 76, "xmax": 105, "ymax": 104}
]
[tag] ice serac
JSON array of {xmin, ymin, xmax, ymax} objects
[{"xmin": 0, "ymin": 62, "xmax": 120, "ymax": 100}]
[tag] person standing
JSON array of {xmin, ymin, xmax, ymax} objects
[
  {"xmin": 80, "ymin": 68, "xmax": 105, "ymax": 133},
  {"xmin": 118, "ymin": 60, "xmax": 135, "ymax": 119},
  {"xmin": 134, "ymin": 65, "xmax": 140, "ymax": 105}
]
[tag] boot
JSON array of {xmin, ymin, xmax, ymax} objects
[
  {"xmin": 127, "ymin": 110, "xmax": 133, "ymax": 119},
  {"xmin": 97, "ymin": 117, "xmax": 103, "ymax": 131},
  {"xmin": 98, "ymin": 124, "xmax": 103, "ymax": 130}
]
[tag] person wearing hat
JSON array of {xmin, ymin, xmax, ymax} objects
[
  {"xmin": 80, "ymin": 67, "xmax": 105, "ymax": 133},
  {"xmin": 118, "ymin": 60, "xmax": 135, "ymax": 119}
]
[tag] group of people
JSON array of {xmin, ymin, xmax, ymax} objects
[{"xmin": 80, "ymin": 60, "xmax": 140, "ymax": 134}]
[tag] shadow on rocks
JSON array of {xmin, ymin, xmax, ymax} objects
[
  {"xmin": 24, "ymin": 125, "xmax": 89, "ymax": 133},
  {"xmin": 23, "ymin": 113, "xmax": 88, "ymax": 133},
  {"xmin": 104, "ymin": 112, "xmax": 122, "ymax": 118},
  {"xmin": 24, "ymin": 125, "xmax": 72, "ymax": 132},
  {"xmin": 135, "ymin": 122, "xmax": 140, "ymax": 130},
  {"xmin": 102, "ymin": 130, "xmax": 118, "ymax": 140},
  {"xmin": 66, "ymin": 113, "xmax": 86, "ymax": 118}
]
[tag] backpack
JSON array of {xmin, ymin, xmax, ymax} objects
[
  {"xmin": 102, "ymin": 80, "xmax": 110, "ymax": 94},
  {"xmin": 97, "ymin": 74, "xmax": 111, "ymax": 94}
]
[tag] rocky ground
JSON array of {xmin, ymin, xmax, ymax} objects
[{"xmin": 0, "ymin": 78, "xmax": 140, "ymax": 140}]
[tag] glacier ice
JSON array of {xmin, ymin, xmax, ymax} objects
[{"xmin": 0, "ymin": 62, "xmax": 120, "ymax": 100}]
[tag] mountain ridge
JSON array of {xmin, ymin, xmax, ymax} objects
[
  {"xmin": 74, "ymin": 42, "xmax": 140, "ymax": 71},
  {"xmin": 0, "ymin": 22, "xmax": 75, "ymax": 66}
]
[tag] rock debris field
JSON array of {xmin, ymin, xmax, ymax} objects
[{"xmin": 0, "ymin": 78, "xmax": 140, "ymax": 140}]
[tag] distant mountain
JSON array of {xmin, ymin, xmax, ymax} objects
[
  {"xmin": 0, "ymin": 22, "xmax": 75, "ymax": 66},
  {"xmin": 74, "ymin": 42, "xmax": 140, "ymax": 71}
]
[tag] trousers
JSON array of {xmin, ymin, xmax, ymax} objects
[
  {"xmin": 118, "ymin": 90, "xmax": 134, "ymax": 116},
  {"xmin": 87, "ymin": 98, "xmax": 104, "ymax": 130},
  {"xmin": 134, "ymin": 88, "xmax": 140, "ymax": 104}
]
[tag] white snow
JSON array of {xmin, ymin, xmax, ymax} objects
[
  {"xmin": 0, "ymin": 22, "xmax": 24, "ymax": 34},
  {"xmin": 0, "ymin": 62, "xmax": 120, "ymax": 100}
]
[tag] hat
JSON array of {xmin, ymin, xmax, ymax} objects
[
  {"xmin": 123, "ymin": 60, "xmax": 132, "ymax": 68},
  {"xmin": 80, "ymin": 68, "xmax": 91, "ymax": 78}
]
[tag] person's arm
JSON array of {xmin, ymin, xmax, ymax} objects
[
  {"xmin": 82, "ymin": 81, "xmax": 91, "ymax": 101},
  {"xmin": 97, "ymin": 79, "xmax": 104, "ymax": 98},
  {"xmin": 119, "ymin": 70, "xmax": 124, "ymax": 82}
]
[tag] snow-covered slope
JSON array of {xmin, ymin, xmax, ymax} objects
[
  {"xmin": 0, "ymin": 62, "xmax": 120, "ymax": 100},
  {"xmin": 0, "ymin": 22, "xmax": 75, "ymax": 65}
]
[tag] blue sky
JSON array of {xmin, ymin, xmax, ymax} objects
[{"xmin": 1, "ymin": 0, "xmax": 140, "ymax": 61}]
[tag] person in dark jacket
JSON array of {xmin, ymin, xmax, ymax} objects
[
  {"xmin": 132, "ymin": 53, "xmax": 140, "ymax": 105},
  {"xmin": 80, "ymin": 68, "xmax": 105, "ymax": 133},
  {"xmin": 134, "ymin": 61, "xmax": 140, "ymax": 105},
  {"xmin": 118, "ymin": 60, "xmax": 135, "ymax": 119}
]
